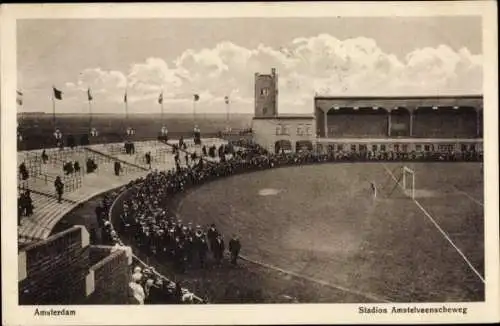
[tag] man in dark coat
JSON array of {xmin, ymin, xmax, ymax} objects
[
  {"xmin": 114, "ymin": 161, "xmax": 122, "ymax": 176},
  {"xmin": 41, "ymin": 149, "xmax": 48, "ymax": 164},
  {"xmin": 95, "ymin": 203, "xmax": 104, "ymax": 227},
  {"xmin": 207, "ymin": 224, "xmax": 218, "ymax": 251},
  {"xmin": 19, "ymin": 162, "xmax": 29, "ymax": 181},
  {"xmin": 74, "ymin": 161, "xmax": 81, "ymax": 173},
  {"xmin": 24, "ymin": 190, "xmax": 33, "ymax": 216},
  {"xmin": 213, "ymin": 234, "xmax": 225, "ymax": 266},
  {"xmin": 54, "ymin": 176, "xmax": 64, "ymax": 203},
  {"xmin": 145, "ymin": 152, "xmax": 152, "ymax": 169},
  {"xmin": 229, "ymin": 235, "xmax": 241, "ymax": 265}
]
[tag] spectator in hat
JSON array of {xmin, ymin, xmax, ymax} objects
[
  {"xmin": 213, "ymin": 234, "xmax": 225, "ymax": 266},
  {"xmin": 174, "ymin": 282, "xmax": 183, "ymax": 304},
  {"xmin": 229, "ymin": 235, "xmax": 241, "ymax": 266},
  {"xmin": 54, "ymin": 176, "xmax": 64, "ymax": 203}
]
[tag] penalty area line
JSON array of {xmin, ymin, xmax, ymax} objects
[
  {"xmin": 451, "ymin": 186, "xmax": 484, "ymax": 208},
  {"xmin": 240, "ymin": 255, "xmax": 391, "ymax": 303},
  {"xmin": 382, "ymin": 164, "xmax": 485, "ymax": 284}
]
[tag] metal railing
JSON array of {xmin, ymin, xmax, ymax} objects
[{"xmin": 21, "ymin": 172, "xmax": 83, "ymax": 194}]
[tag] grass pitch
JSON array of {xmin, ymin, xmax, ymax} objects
[{"xmin": 176, "ymin": 162, "xmax": 484, "ymax": 303}]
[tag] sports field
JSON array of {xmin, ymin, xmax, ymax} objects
[{"xmin": 176, "ymin": 162, "xmax": 484, "ymax": 302}]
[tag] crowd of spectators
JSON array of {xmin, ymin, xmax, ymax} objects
[
  {"xmin": 314, "ymin": 147, "xmax": 483, "ymax": 162},
  {"xmin": 93, "ymin": 190, "xmax": 205, "ymax": 304}
]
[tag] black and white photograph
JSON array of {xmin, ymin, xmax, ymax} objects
[{"xmin": 1, "ymin": 2, "xmax": 499, "ymax": 325}]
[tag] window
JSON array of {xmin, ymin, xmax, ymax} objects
[
  {"xmin": 306, "ymin": 126, "xmax": 312, "ymax": 136},
  {"xmin": 394, "ymin": 144, "xmax": 400, "ymax": 152},
  {"xmin": 380, "ymin": 144, "xmax": 386, "ymax": 151},
  {"xmin": 469, "ymin": 144, "xmax": 476, "ymax": 151},
  {"xmin": 296, "ymin": 125, "xmax": 303, "ymax": 136},
  {"xmin": 424, "ymin": 145, "xmax": 431, "ymax": 151},
  {"xmin": 438, "ymin": 144, "xmax": 454, "ymax": 152},
  {"xmin": 275, "ymin": 126, "xmax": 282, "ymax": 135},
  {"xmin": 260, "ymin": 88, "xmax": 270, "ymax": 96},
  {"xmin": 372, "ymin": 144, "xmax": 378, "ymax": 151},
  {"xmin": 416, "ymin": 144, "xmax": 422, "ymax": 151},
  {"xmin": 461, "ymin": 144, "xmax": 467, "ymax": 151},
  {"xmin": 283, "ymin": 125, "xmax": 290, "ymax": 135},
  {"xmin": 263, "ymin": 107, "xmax": 268, "ymax": 115},
  {"xmin": 337, "ymin": 144, "xmax": 343, "ymax": 151},
  {"xmin": 402, "ymin": 144, "xmax": 408, "ymax": 152},
  {"xmin": 351, "ymin": 144, "xmax": 357, "ymax": 151},
  {"xmin": 359, "ymin": 145, "xmax": 367, "ymax": 151}
]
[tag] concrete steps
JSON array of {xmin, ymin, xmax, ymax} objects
[
  {"xmin": 18, "ymin": 166, "xmax": 151, "ymax": 245},
  {"xmin": 18, "ymin": 192, "xmax": 75, "ymax": 245}
]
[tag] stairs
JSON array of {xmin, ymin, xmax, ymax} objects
[{"xmin": 18, "ymin": 191, "xmax": 76, "ymax": 245}]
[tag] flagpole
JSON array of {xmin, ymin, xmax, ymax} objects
[
  {"xmin": 125, "ymin": 92, "xmax": 128, "ymax": 124},
  {"xmin": 226, "ymin": 98, "xmax": 230, "ymax": 130},
  {"xmin": 88, "ymin": 97, "xmax": 92, "ymax": 132},
  {"xmin": 193, "ymin": 98, "xmax": 196, "ymax": 126},
  {"xmin": 161, "ymin": 91, "xmax": 164, "ymax": 124},
  {"xmin": 52, "ymin": 92, "xmax": 56, "ymax": 130}
]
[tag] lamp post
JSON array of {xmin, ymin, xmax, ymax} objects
[
  {"xmin": 161, "ymin": 125, "xmax": 168, "ymax": 138},
  {"xmin": 90, "ymin": 127, "xmax": 99, "ymax": 137},
  {"xmin": 126, "ymin": 127, "xmax": 136, "ymax": 137},
  {"xmin": 224, "ymin": 96, "xmax": 230, "ymax": 132},
  {"xmin": 17, "ymin": 127, "xmax": 23, "ymax": 151},
  {"xmin": 54, "ymin": 128, "xmax": 63, "ymax": 149}
]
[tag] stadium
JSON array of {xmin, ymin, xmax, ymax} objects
[{"xmin": 16, "ymin": 68, "xmax": 484, "ymax": 305}]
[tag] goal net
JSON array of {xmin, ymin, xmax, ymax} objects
[
  {"xmin": 386, "ymin": 165, "xmax": 416, "ymax": 199},
  {"xmin": 402, "ymin": 166, "xmax": 416, "ymax": 199}
]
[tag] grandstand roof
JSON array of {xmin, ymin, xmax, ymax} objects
[
  {"xmin": 314, "ymin": 94, "xmax": 483, "ymax": 112},
  {"xmin": 314, "ymin": 95, "xmax": 483, "ymax": 100}
]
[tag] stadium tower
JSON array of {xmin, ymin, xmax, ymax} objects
[
  {"xmin": 252, "ymin": 68, "xmax": 317, "ymax": 153},
  {"xmin": 254, "ymin": 68, "xmax": 279, "ymax": 117}
]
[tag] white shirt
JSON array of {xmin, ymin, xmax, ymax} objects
[{"xmin": 129, "ymin": 282, "xmax": 145, "ymax": 304}]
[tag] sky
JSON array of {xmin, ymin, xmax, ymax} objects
[{"xmin": 17, "ymin": 17, "xmax": 482, "ymax": 114}]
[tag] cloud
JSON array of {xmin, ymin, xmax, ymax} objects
[{"xmin": 65, "ymin": 34, "xmax": 482, "ymax": 113}]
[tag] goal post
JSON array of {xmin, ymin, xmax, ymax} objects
[{"xmin": 402, "ymin": 166, "xmax": 416, "ymax": 199}]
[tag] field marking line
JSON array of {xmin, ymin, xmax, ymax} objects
[
  {"xmin": 450, "ymin": 185, "xmax": 484, "ymax": 208},
  {"xmin": 240, "ymin": 255, "xmax": 391, "ymax": 303},
  {"xmin": 382, "ymin": 164, "xmax": 485, "ymax": 284}
]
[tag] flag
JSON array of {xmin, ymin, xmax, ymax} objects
[
  {"xmin": 16, "ymin": 90, "xmax": 23, "ymax": 105},
  {"xmin": 124, "ymin": 92, "xmax": 128, "ymax": 103},
  {"xmin": 193, "ymin": 94, "xmax": 199, "ymax": 102},
  {"xmin": 87, "ymin": 88, "xmax": 93, "ymax": 101},
  {"xmin": 224, "ymin": 96, "xmax": 229, "ymax": 104},
  {"xmin": 53, "ymin": 87, "xmax": 63, "ymax": 100},
  {"xmin": 158, "ymin": 92, "xmax": 163, "ymax": 104}
]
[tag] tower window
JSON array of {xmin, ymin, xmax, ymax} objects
[
  {"xmin": 260, "ymin": 88, "xmax": 270, "ymax": 96},
  {"xmin": 263, "ymin": 107, "xmax": 268, "ymax": 115},
  {"xmin": 275, "ymin": 126, "xmax": 282, "ymax": 135}
]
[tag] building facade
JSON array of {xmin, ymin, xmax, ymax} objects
[
  {"xmin": 252, "ymin": 68, "xmax": 317, "ymax": 153},
  {"xmin": 252, "ymin": 116, "xmax": 316, "ymax": 153},
  {"xmin": 315, "ymin": 95, "xmax": 483, "ymax": 139}
]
